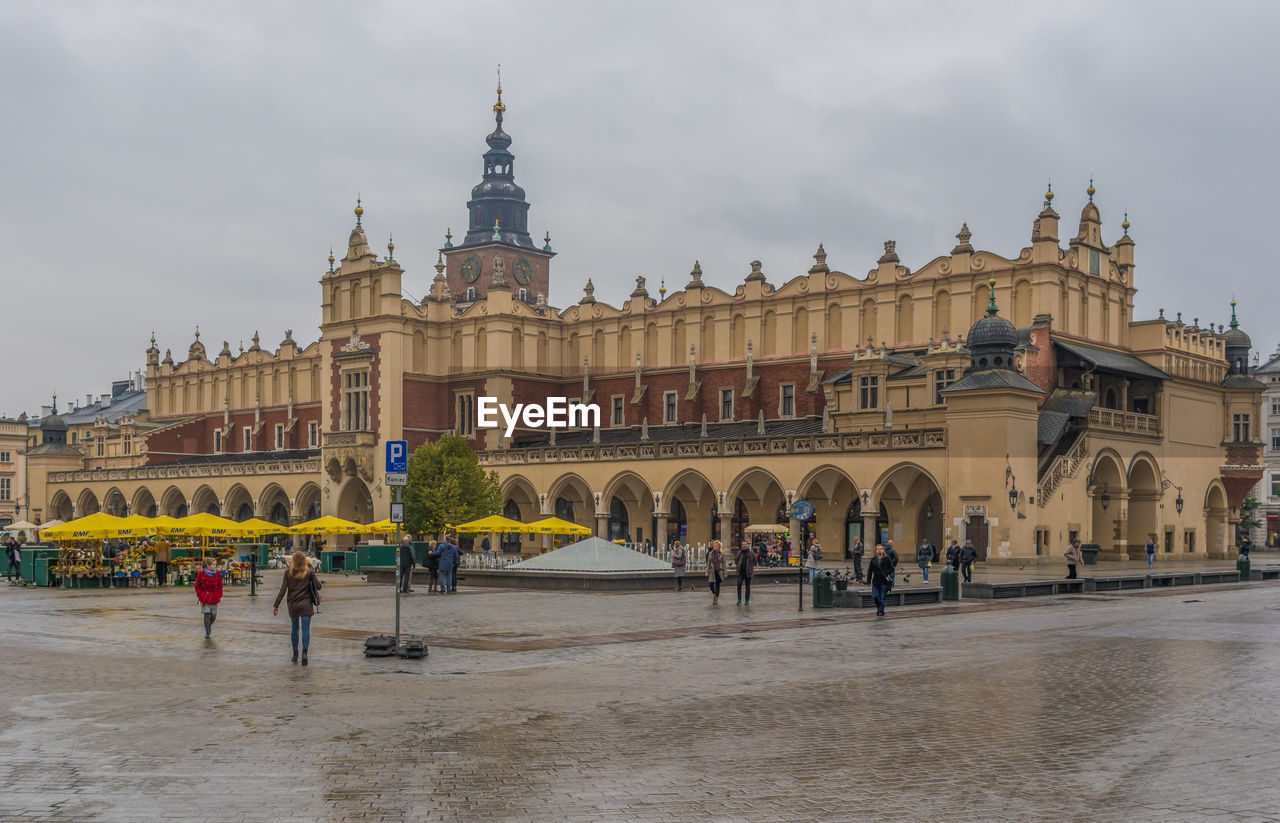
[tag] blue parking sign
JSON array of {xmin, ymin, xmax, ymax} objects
[{"xmin": 385, "ymin": 440, "xmax": 408, "ymax": 473}]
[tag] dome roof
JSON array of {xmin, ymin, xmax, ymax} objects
[
  {"xmin": 968, "ymin": 312, "xmax": 1018, "ymax": 350},
  {"xmin": 41, "ymin": 412, "xmax": 67, "ymax": 433},
  {"xmin": 1224, "ymin": 301, "xmax": 1251, "ymax": 349}
]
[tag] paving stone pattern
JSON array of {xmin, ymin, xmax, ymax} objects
[{"xmin": 2, "ymin": 572, "xmax": 1280, "ymax": 822}]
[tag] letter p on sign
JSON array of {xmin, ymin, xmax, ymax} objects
[{"xmin": 386, "ymin": 440, "xmax": 408, "ymax": 473}]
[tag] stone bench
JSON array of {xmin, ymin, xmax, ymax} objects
[
  {"xmin": 962, "ymin": 579, "xmax": 1086, "ymax": 599},
  {"xmin": 830, "ymin": 586, "xmax": 942, "ymax": 608}
]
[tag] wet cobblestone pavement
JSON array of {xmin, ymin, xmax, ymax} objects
[{"xmin": 3, "ymin": 572, "xmax": 1280, "ymax": 822}]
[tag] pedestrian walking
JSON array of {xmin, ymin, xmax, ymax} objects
[
  {"xmin": 804, "ymin": 543, "xmax": 819, "ymax": 584},
  {"xmin": 851, "ymin": 538, "xmax": 865, "ymax": 583},
  {"xmin": 194, "ymin": 558, "xmax": 223, "ymax": 638},
  {"xmin": 153, "ymin": 536, "xmax": 171, "ymax": 586},
  {"xmin": 734, "ymin": 541, "xmax": 755, "ymax": 606},
  {"xmin": 884, "ymin": 540, "xmax": 899, "ymax": 587},
  {"xmin": 424, "ymin": 540, "xmax": 440, "ymax": 593},
  {"xmin": 867, "ymin": 544, "xmax": 893, "ymax": 618},
  {"xmin": 1144, "ymin": 536, "xmax": 1157, "ymax": 569},
  {"xmin": 436, "ymin": 537, "xmax": 459, "ymax": 594},
  {"xmin": 398, "ymin": 534, "xmax": 415, "ymax": 593},
  {"xmin": 960, "ymin": 539, "xmax": 977, "ymax": 582},
  {"xmin": 916, "ymin": 539, "xmax": 934, "ymax": 583},
  {"xmin": 945, "ymin": 539, "xmax": 961, "ymax": 571},
  {"xmin": 1064, "ymin": 539, "xmax": 1082, "ymax": 580},
  {"xmin": 1240, "ymin": 536, "xmax": 1252, "ymax": 559},
  {"xmin": 480, "ymin": 535, "xmax": 492, "ymax": 561},
  {"xmin": 5, "ymin": 535, "xmax": 20, "ymax": 581},
  {"xmin": 446, "ymin": 535, "xmax": 460, "ymax": 591},
  {"xmin": 706, "ymin": 540, "xmax": 724, "ymax": 605},
  {"xmin": 273, "ymin": 551, "xmax": 323, "ymax": 665},
  {"xmin": 671, "ymin": 540, "xmax": 687, "ymax": 591}
]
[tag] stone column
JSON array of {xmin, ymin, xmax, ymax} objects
[
  {"xmin": 719, "ymin": 512, "xmax": 732, "ymax": 547},
  {"xmin": 655, "ymin": 513, "xmax": 669, "ymax": 551},
  {"xmin": 863, "ymin": 514, "xmax": 878, "ymax": 547},
  {"xmin": 790, "ymin": 516, "xmax": 802, "ymax": 562},
  {"xmin": 596, "ymin": 513, "xmax": 609, "ymax": 539}
]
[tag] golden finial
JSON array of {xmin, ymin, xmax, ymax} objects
[
  {"xmin": 387, "ymin": 234, "xmax": 395, "ymax": 260},
  {"xmin": 354, "ymin": 195, "xmax": 363, "ymax": 227},
  {"xmin": 1121, "ymin": 212, "xmax": 1130, "ymax": 236},
  {"xmin": 327, "ymin": 246, "xmax": 335, "ymax": 272},
  {"xmin": 493, "ymin": 64, "xmax": 506, "ymax": 118},
  {"xmin": 1044, "ymin": 181, "xmax": 1054, "ymax": 204},
  {"xmin": 1087, "ymin": 177, "xmax": 1095, "ymax": 202}
]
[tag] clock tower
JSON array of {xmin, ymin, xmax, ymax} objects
[{"xmin": 442, "ymin": 73, "xmax": 554, "ymax": 305}]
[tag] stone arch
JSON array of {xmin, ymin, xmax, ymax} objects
[
  {"xmin": 797, "ymin": 465, "xmax": 861, "ymax": 558},
  {"xmin": 872, "ymin": 463, "xmax": 943, "ymax": 557},
  {"xmin": 1126, "ymin": 455, "xmax": 1161, "ymax": 559},
  {"xmin": 130, "ymin": 487, "xmax": 157, "ymax": 518},
  {"xmin": 672, "ymin": 320, "xmax": 687, "ymax": 366},
  {"xmin": 792, "ymin": 306, "xmax": 809, "ymax": 354},
  {"xmin": 76, "ymin": 488, "xmax": 101, "ymax": 517},
  {"xmin": 501, "ymin": 474, "xmax": 540, "ymax": 553},
  {"xmin": 731, "ymin": 314, "xmax": 746, "ymax": 357},
  {"xmin": 645, "ymin": 322, "xmax": 658, "ymax": 367},
  {"xmin": 825, "ymin": 303, "xmax": 843, "ymax": 350},
  {"xmin": 1013, "ymin": 278, "xmax": 1033, "ymax": 328},
  {"xmin": 592, "ymin": 328, "xmax": 605, "ymax": 370},
  {"xmin": 662, "ymin": 468, "xmax": 717, "ymax": 546},
  {"xmin": 412, "ymin": 330, "xmax": 426, "ymax": 372},
  {"xmin": 547, "ymin": 472, "xmax": 594, "ymax": 534},
  {"xmin": 932, "ymin": 290, "xmax": 952, "ymax": 340},
  {"xmin": 476, "ymin": 327, "xmax": 488, "ymax": 367},
  {"xmin": 190, "ymin": 485, "xmax": 220, "ymax": 516},
  {"xmin": 224, "ymin": 483, "xmax": 255, "ymax": 522},
  {"xmin": 293, "ymin": 482, "xmax": 321, "ymax": 524},
  {"xmin": 618, "ymin": 325, "xmax": 632, "ymax": 370},
  {"xmin": 102, "ymin": 486, "xmax": 128, "ymax": 517},
  {"xmin": 727, "ymin": 467, "xmax": 787, "ymax": 549},
  {"xmin": 701, "ymin": 317, "xmax": 716, "ymax": 362},
  {"xmin": 160, "ymin": 486, "xmax": 189, "ymax": 518},
  {"xmin": 762, "ymin": 310, "xmax": 777, "ymax": 355},
  {"xmin": 49, "ymin": 490, "xmax": 74, "ymax": 522},
  {"xmin": 1204, "ymin": 481, "xmax": 1229, "ymax": 558},
  {"xmin": 860, "ymin": 299, "xmax": 877, "ymax": 348},
  {"xmin": 335, "ymin": 476, "xmax": 373, "ymax": 536},
  {"xmin": 1088, "ymin": 450, "xmax": 1127, "ymax": 558},
  {"xmin": 602, "ymin": 470, "xmax": 653, "ymax": 544}
]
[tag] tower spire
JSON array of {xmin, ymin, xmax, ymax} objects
[
  {"xmin": 1230, "ymin": 298, "xmax": 1239, "ymax": 330},
  {"xmin": 494, "ymin": 64, "xmax": 505, "ymax": 128},
  {"xmin": 986, "ymin": 277, "xmax": 999, "ymax": 316}
]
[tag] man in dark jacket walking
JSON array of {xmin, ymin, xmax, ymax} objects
[
  {"xmin": 959, "ymin": 540, "xmax": 977, "ymax": 583},
  {"xmin": 423, "ymin": 540, "xmax": 440, "ymax": 593},
  {"xmin": 866, "ymin": 544, "xmax": 893, "ymax": 618},
  {"xmin": 398, "ymin": 535, "xmax": 415, "ymax": 593},
  {"xmin": 5, "ymin": 535, "xmax": 20, "ymax": 581},
  {"xmin": 850, "ymin": 539, "xmax": 865, "ymax": 584},
  {"xmin": 884, "ymin": 540, "xmax": 899, "ymax": 587},
  {"xmin": 945, "ymin": 539, "xmax": 961, "ymax": 571}
]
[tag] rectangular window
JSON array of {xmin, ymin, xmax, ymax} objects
[
  {"xmin": 1272, "ymin": 473, "xmax": 1280, "ymax": 499},
  {"xmin": 123, "ymin": 435, "xmax": 132, "ymax": 455},
  {"xmin": 933, "ymin": 369, "xmax": 956, "ymax": 406},
  {"xmin": 663, "ymin": 391, "xmax": 678, "ymax": 425},
  {"xmin": 341, "ymin": 369, "xmax": 371, "ymax": 431},
  {"xmin": 1272, "ymin": 399, "xmax": 1280, "ymax": 417},
  {"xmin": 611, "ymin": 395, "xmax": 624, "ymax": 427},
  {"xmin": 1164, "ymin": 528, "xmax": 1174, "ymax": 554},
  {"xmin": 1272, "ymin": 427, "xmax": 1280, "ymax": 451},
  {"xmin": 309, "ymin": 422, "xmax": 319, "ymax": 448},
  {"xmin": 859, "ymin": 376, "xmax": 879, "ymax": 410},
  {"xmin": 0, "ymin": 478, "xmax": 9, "ymax": 501},
  {"xmin": 274, "ymin": 424, "xmax": 285, "ymax": 450},
  {"xmin": 455, "ymin": 393, "xmax": 475, "ymax": 436},
  {"xmin": 213, "ymin": 429, "xmax": 223, "ymax": 454},
  {"xmin": 71, "ymin": 432, "xmax": 77, "ymax": 445},
  {"xmin": 0, "ymin": 451, "xmax": 9, "ymax": 463},
  {"xmin": 1233, "ymin": 413, "xmax": 1251, "ymax": 442},
  {"xmin": 1184, "ymin": 529, "xmax": 1196, "ymax": 553},
  {"xmin": 1088, "ymin": 249, "xmax": 1100, "ymax": 275},
  {"xmin": 720, "ymin": 389, "xmax": 734, "ymax": 421},
  {"xmin": 779, "ymin": 384, "xmax": 795, "ymax": 418},
  {"xmin": 243, "ymin": 426, "xmax": 253, "ymax": 452},
  {"xmin": 96, "ymin": 439, "xmax": 104, "ymax": 457}
]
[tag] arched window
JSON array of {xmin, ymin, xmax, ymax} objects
[
  {"xmin": 502, "ymin": 500, "xmax": 522, "ymax": 550},
  {"xmin": 555, "ymin": 497, "xmax": 575, "ymax": 523},
  {"xmin": 609, "ymin": 496, "xmax": 629, "ymax": 542}
]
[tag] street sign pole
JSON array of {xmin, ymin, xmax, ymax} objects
[
  {"xmin": 394, "ymin": 484, "xmax": 402, "ymax": 649},
  {"xmin": 384, "ymin": 440, "xmax": 409, "ymax": 654},
  {"xmin": 790, "ymin": 500, "xmax": 814, "ymax": 613}
]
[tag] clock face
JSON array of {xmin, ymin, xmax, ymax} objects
[
  {"xmin": 514, "ymin": 257, "xmax": 532, "ymax": 284},
  {"xmin": 460, "ymin": 255, "xmax": 481, "ymax": 284}
]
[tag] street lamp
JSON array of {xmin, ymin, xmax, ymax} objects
[
  {"xmin": 1100, "ymin": 482, "xmax": 1111, "ymax": 511},
  {"xmin": 1005, "ymin": 455, "xmax": 1018, "ymax": 510}
]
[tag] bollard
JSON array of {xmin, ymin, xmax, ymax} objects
[
  {"xmin": 1237, "ymin": 554, "xmax": 1250, "ymax": 583},
  {"xmin": 249, "ymin": 554, "xmax": 257, "ymax": 597},
  {"xmin": 940, "ymin": 564, "xmax": 959, "ymax": 601}
]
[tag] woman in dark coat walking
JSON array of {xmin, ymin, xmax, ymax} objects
[
  {"xmin": 866, "ymin": 544, "xmax": 894, "ymax": 618},
  {"xmin": 706, "ymin": 540, "xmax": 724, "ymax": 605},
  {"xmin": 273, "ymin": 551, "xmax": 323, "ymax": 665},
  {"xmin": 733, "ymin": 541, "xmax": 755, "ymax": 606}
]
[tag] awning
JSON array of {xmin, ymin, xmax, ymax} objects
[{"xmin": 1054, "ymin": 340, "xmax": 1169, "ymax": 380}]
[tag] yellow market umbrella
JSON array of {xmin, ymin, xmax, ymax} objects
[
  {"xmin": 450, "ymin": 515, "xmax": 529, "ymax": 534},
  {"xmin": 286, "ymin": 515, "xmax": 366, "ymax": 535},
  {"xmin": 524, "ymin": 516, "xmax": 591, "ymax": 536},
  {"xmin": 164, "ymin": 512, "xmax": 242, "ymax": 539},
  {"xmin": 40, "ymin": 512, "xmax": 129, "ymax": 540},
  {"xmin": 362, "ymin": 518, "xmax": 395, "ymax": 534},
  {"xmin": 236, "ymin": 518, "xmax": 289, "ymax": 537},
  {"xmin": 114, "ymin": 515, "xmax": 160, "ymax": 539}
]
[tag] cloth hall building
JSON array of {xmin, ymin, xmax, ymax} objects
[{"xmin": 26, "ymin": 87, "xmax": 1264, "ymax": 563}]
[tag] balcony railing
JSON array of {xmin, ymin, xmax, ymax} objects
[{"xmin": 1088, "ymin": 408, "xmax": 1161, "ymax": 437}]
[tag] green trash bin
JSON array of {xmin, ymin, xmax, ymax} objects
[
  {"xmin": 1237, "ymin": 554, "xmax": 1250, "ymax": 582},
  {"xmin": 940, "ymin": 564, "xmax": 960, "ymax": 600},
  {"xmin": 812, "ymin": 570, "xmax": 834, "ymax": 608}
]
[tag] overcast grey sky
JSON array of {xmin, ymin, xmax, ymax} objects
[{"xmin": 2, "ymin": 1, "xmax": 1277, "ymax": 417}]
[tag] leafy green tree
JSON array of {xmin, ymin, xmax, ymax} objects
[{"xmin": 403, "ymin": 434, "xmax": 501, "ymax": 538}]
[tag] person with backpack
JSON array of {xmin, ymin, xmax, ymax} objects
[
  {"xmin": 273, "ymin": 551, "xmax": 323, "ymax": 665},
  {"xmin": 959, "ymin": 539, "xmax": 977, "ymax": 582},
  {"xmin": 916, "ymin": 539, "xmax": 935, "ymax": 583},
  {"xmin": 734, "ymin": 541, "xmax": 755, "ymax": 606},
  {"xmin": 1145, "ymin": 536, "xmax": 1157, "ymax": 569},
  {"xmin": 670, "ymin": 540, "xmax": 687, "ymax": 591},
  {"xmin": 194, "ymin": 558, "xmax": 223, "ymax": 639}
]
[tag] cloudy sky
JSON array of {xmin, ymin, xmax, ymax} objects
[{"xmin": 2, "ymin": 1, "xmax": 1277, "ymax": 417}]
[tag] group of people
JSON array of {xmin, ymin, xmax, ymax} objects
[
  {"xmin": 398, "ymin": 534, "xmax": 460, "ymax": 594},
  {"xmin": 193, "ymin": 550, "xmax": 323, "ymax": 664}
]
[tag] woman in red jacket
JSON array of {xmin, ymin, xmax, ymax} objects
[{"xmin": 194, "ymin": 558, "xmax": 224, "ymax": 638}]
